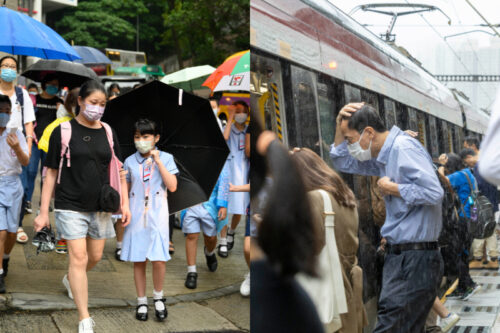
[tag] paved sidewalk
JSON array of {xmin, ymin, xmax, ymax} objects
[{"xmin": 0, "ymin": 185, "xmax": 250, "ymax": 332}]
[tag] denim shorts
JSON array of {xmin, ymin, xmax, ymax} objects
[{"xmin": 55, "ymin": 210, "xmax": 116, "ymax": 240}]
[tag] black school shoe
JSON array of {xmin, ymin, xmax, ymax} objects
[
  {"xmin": 217, "ymin": 244, "xmax": 228, "ymax": 258},
  {"xmin": 227, "ymin": 231, "xmax": 235, "ymax": 250},
  {"xmin": 2, "ymin": 258, "xmax": 9, "ymax": 277},
  {"xmin": 136, "ymin": 304, "xmax": 148, "ymax": 321},
  {"xmin": 205, "ymin": 248, "xmax": 218, "ymax": 272},
  {"xmin": 0, "ymin": 274, "xmax": 5, "ymax": 293},
  {"xmin": 185, "ymin": 272, "xmax": 198, "ymax": 289},
  {"xmin": 115, "ymin": 248, "xmax": 124, "ymax": 262},
  {"xmin": 154, "ymin": 298, "xmax": 168, "ymax": 321}
]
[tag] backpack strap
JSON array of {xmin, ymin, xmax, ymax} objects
[
  {"xmin": 461, "ymin": 170, "xmax": 477, "ymax": 199},
  {"xmin": 318, "ymin": 189, "xmax": 335, "ymax": 227},
  {"xmin": 57, "ymin": 121, "xmax": 72, "ymax": 184},
  {"xmin": 14, "ymin": 86, "xmax": 25, "ymax": 134}
]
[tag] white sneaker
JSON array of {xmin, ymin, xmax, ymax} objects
[
  {"xmin": 440, "ymin": 312, "xmax": 460, "ymax": 333},
  {"xmin": 240, "ymin": 272, "xmax": 250, "ymax": 297},
  {"xmin": 62, "ymin": 274, "xmax": 73, "ymax": 299},
  {"xmin": 78, "ymin": 317, "xmax": 95, "ymax": 333}
]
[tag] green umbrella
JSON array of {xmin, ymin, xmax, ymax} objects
[{"xmin": 161, "ymin": 65, "xmax": 215, "ymax": 91}]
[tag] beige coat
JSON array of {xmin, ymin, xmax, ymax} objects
[{"xmin": 308, "ymin": 190, "xmax": 368, "ymax": 333}]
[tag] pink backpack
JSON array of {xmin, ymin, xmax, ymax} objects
[{"xmin": 57, "ymin": 121, "xmax": 123, "ymax": 213}]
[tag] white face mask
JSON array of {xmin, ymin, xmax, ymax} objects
[
  {"xmin": 135, "ymin": 140, "xmax": 154, "ymax": 154},
  {"xmin": 347, "ymin": 129, "xmax": 372, "ymax": 161},
  {"xmin": 234, "ymin": 113, "xmax": 247, "ymax": 124}
]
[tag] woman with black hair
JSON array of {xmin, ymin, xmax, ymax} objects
[
  {"xmin": 34, "ymin": 79, "xmax": 131, "ymax": 333},
  {"xmin": 251, "ymin": 128, "xmax": 324, "ymax": 333},
  {"xmin": 438, "ymin": 153, "xmax": 481, "ymax": 301}
]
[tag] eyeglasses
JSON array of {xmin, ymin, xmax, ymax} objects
[{"xmin": 0, "ymin": 64, "xmax": 16, "ymax": 70}]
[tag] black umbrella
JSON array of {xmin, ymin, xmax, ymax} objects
[
  {"xmin": 102, "ymin": 80, "xmax": 230, "ymax": 213},
  {"xmin": 22, "ymin": 59, "xmax": 98, "ymax": 89}
]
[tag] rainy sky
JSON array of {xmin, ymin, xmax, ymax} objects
[{"xmin": 328, "ymin": 0, "xmax": 500, "ymax": 111}]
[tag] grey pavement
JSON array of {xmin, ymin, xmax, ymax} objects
[{"xmin": 0, "ymin": 182, "xmax": 250, "ymax": 332}]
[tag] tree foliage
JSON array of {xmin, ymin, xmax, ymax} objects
[{"xmin": 48, "ymin": 0, "xmax": 249, "ymax": 68}]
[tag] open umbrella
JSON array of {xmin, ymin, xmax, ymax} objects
[
  {"xmin": 73, "ymin": 46, "xmax": 111, "ymax": 65},
  {"xmin": 161, "ymin": 65, "xmax": 215, "ymax": 91},
  {"xmin": 22, "ymin": 60, "xmax": 98, "ymax": 89},
  {"xmin": 0, "ymin": 6, "xmax": 80, "ymax": 61},
  {"xmin": 202, "ymin": 50, "xmax": 249, "ymax": 91},
  {"xmin": 102, "ymin": 80, "xmax": 230, "ymax": 213}
]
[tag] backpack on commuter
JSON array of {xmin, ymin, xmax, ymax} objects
[
  {"xmin": 461, "ymin": 171, "xmax": 496, "ymax": 239},
  {"xmin": 436, "ymin": 170, "xmax": 460, "ymax": 247}
]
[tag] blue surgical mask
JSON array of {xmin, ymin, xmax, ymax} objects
[
  {"xmin": 0, "ymin": 113, "xmax": 10, "ymax": 127},
  {"xmin": 45, "ymin": 85, "xmax": 59, "ymax": 96},
  {"xmin": 0, "ymin": 69, "xmax": 17, "ymax": 82}
]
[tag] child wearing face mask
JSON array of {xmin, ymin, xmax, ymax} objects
[
  {"xmin": 0, "ymin": 95, "xmax": 29, "ymax": 293},
  {"xmin": 121, "ymin": 118, "xmax": 179, "ymax": 323}
]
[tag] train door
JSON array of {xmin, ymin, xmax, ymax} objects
[
  {"xmin": 289, "ymin": 65, "xmax": 322, "ymax": 156},
  {"xmin": 250, "ymin": 53, "xmax": 288, "ymax": 145},
  {"xmin": 437, "ymin": 119, "xmax": 450, "ymax": 153}
]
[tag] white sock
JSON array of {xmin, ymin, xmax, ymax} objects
[
  {"xmin": 3, "ymin": 254, "xmax": 9, "ymax": 260},
  {"xmin": 0, "ymin": 269, "xmax": 3, "ymax": 275},
  {"xmin": 205, "ymin": 247, "xmax": 215, "ymax": 256},
  {"xmin": 220, "ymin": 238, "xmax": 227, "ymax": 246},
  {"xmin": 153, "ymin": 290, "xmax": 165, "ymax": 311},
  {"xmin": 137, "ymin": 296, "xmax": 148, "ymax": 313},
  {"xmin": 116, "ymin": 241, "xmax": 122, "ymax": 249},
  {"xmin": 187, "ymin": 265, "xmax": 197, "ymax": 273}
]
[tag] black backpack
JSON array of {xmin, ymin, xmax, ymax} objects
[
  {"xmin": 437, "ymin": 170, "xmax": 460, "ymax": 246},
  {"xmin": 461, "ymin": 171, "xmax": 496, "ymax": 239}
]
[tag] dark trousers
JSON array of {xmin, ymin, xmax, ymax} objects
[{"xmin": 374, "ymin": 249, "xmax": 444, "ymax": 333}]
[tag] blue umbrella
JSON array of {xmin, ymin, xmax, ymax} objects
[
  {"xmin": 0, "ymin": 5, "xmax": 80, "ymax": 61},
  {"xmin": 73, "ymin": 46, "xmax": 111, "ymax": 65}
]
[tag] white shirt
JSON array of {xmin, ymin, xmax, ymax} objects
[
  {"xmin": 0, "ymin": 129, "xmax": 28, "ymax": 176},
  {"xmin": 479, "ymin": 87, "xmax": 500, "ymax": 186},
  {"xmin": 0, "ymin": 87, "xmax": 36, "ymax": 130}
]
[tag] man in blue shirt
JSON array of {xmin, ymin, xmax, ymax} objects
[
  {"xmin": 461, "ymin": 147, "xmax": 499, "ymax": 269},
  {"xmin": 330, "ymin": 103, "xmax": 444, "ymax": 333}
]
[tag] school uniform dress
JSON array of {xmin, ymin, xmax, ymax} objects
[
  {"xmin": 121, "ymin": 151, "xmax": 179, "ymax": 262},
  {"xmin": 0, "ymin": 129, "xmax": 28, "ymax": 233},
  {"xmin": 225, "ymin": 124, "xmax": 249, "ymax": 215}
]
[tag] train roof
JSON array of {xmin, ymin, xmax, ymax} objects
[{"xmin": 251, "ymin": 0, "xmax": 489, "ymax": 131}]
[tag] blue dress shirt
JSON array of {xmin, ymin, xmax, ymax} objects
[{"xmin": 330, "ymin": 126, "xmax": 444, "ymax": 244}]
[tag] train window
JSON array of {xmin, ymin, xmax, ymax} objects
[
  {"xmin": 407, "ymin": 108, "xmax": 418, "ymax": 132},
  {"xmin": 250, "ymin": 53, "xmax": 288, "ymax": 145},
  {"xmin": 454, "ymin": 125, "xmax": 463, "ymax": 152},
  {"xmin": 344, "ymin": 84, "xmax": 361, "ymax": 103},
  {"xmin": 416, "ymin": 111, "xmax": 428, "ymax": 148},
  {"xmin": 361, "ymin": 89, "xmax": 379, "ymax": 113},
  {"xmin": 316, "ymin": 75, "xmax": 339, "ymax": 165},
  {"xmin": 437, "ymin": 120, "xmax": 450, "ymax": 153},
  {"xmin": 383, "ymin": 99, "xmax": 397, "ymax": 130},
  {"xmin": 290, "ymin": 65, "xmax": 321, "ymax": 156},
  {"xmin": 396, "ymin": 103, "xmax": 408, "ymax": 129},
  {"xmin": 428, "ymin": 115, "xmax": 439, "ymax": 158}
]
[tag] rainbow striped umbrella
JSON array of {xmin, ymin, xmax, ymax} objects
[{"xmin": 202, "ymin": 50, "xmax": 249, "ymax": 92}]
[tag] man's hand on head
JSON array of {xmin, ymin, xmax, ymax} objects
[{"xmin": 336, "ymin": 102, "xmax": 365, "ymax": 126}]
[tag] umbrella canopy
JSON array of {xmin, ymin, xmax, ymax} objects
[
  {"xmin": 22, "ymin": 60, "xmax": 98, "ymax": 89},
  {"xmin": 202, "ymin": 50, "xmax": 249, "ymax": 91},
  {"xmin": 0, "ymin": 6, "xmax": 81, "ymax": 61},
  {"xmin": 102, "ymin": 80, "xmax": 230, "ymax": 213},
  {"xmin": 213, "ymin": 72, "xmax": 250, "ymax": 92},
  {"xmin": 161, "ymin": 65, "xmax": 215, "ymax": 91},
  {"xmin": 73, "ymin": 46, "xmax": 111, "ymax": 65}
]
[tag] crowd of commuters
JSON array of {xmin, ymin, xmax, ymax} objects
[
  {"xmin": 0, "ymin": 54, "xmax": 251, "ymax": 333},
  {"xmin": 250, "ymin": 95, "xmax": 500, "ymax": 333}
]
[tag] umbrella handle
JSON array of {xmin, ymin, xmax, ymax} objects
[{"xmin": 179, "ymin": 89, "xmax": 183, "ymax": 106}]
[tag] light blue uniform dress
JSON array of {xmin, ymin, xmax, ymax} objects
[
  {"xmin": 121, "ymin": 150, "xmax": 179, "ymax": 262},
  {"xmin": 225, "ymin": 124, "xmax": 249, "ymax": 215}
]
